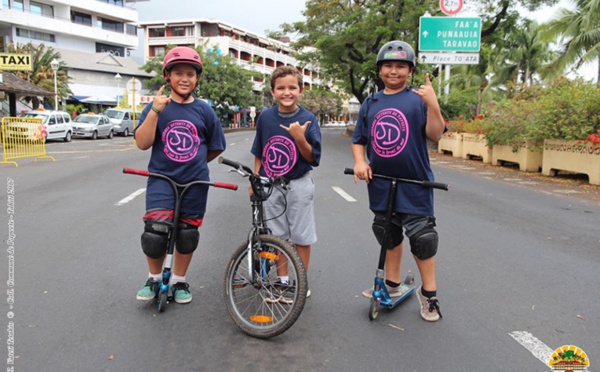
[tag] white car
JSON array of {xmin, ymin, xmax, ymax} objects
[
  {"xmin": 16, "ymin": 110, "xmax": 73, "ymax": 142},
  {"xmin": 72, "ymin": 114, "xmax": 114, "ymax": 139}
]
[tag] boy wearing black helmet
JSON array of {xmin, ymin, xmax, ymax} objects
[
  {"xmin": 351, "ymin": 40, "xmax": 445, "ymax": 321},
  {"xmin": 134, "ymin": 46, "xmax": 226, "ymax": 304}
]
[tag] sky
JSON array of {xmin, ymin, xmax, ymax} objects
[{"xmin": 132, "ymin": 0, "xmax": 596, "ymax": 82}]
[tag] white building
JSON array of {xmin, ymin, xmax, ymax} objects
[
  {"xmin": 138, "ymin": 18, "xmax": 322, "ymax": 92},
  {"xmin": 0, "ymin": 0, "xmax": 151, "ymax": 110}
]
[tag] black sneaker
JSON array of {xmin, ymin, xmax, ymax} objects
[
  {"xmin": 172, "ymin": 282, "xmax": 192, "ymax": 304},
  {"xmin": 265, "ymin": 279, "xmax": 295, "ymax": 304}
]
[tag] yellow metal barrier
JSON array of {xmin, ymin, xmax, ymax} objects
[{"xmin": 1, "ymin": 117, "xmax": 55, "ymax": 167}]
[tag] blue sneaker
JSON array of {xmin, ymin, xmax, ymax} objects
[
  {"xmin": 136, "ymin": 278, "xmax": 159, "ymax": 300},
  {"xmin": 172, "ymin": 282, "xmax": 193, "ymax": 304}
]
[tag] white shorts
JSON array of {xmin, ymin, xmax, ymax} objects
[{"xmin": 264, "ymin": 172, "xmax": 317, "ymax": 246}]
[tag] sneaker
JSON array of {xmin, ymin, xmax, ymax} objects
[
  {"xmin": 416, "ymin": 286, "xmax": 442, "ymax": 322},
  {"xmin": 172, "ymin": 282, "xmax": 193, "ymax": 304},
  {"xmin": 136, "ymin": 278, "xmax": 159, "ymax": 300},
  {"xmin": 362, "ymin": 284, "xmax": 409, "ymax": 299},
  {"xmin": 306, "ymin": 289, "xmax": 311, "ymax": 298},
  {"xmin": 264, "ymin": 279, "xmax": 295, "ymax": 304}
]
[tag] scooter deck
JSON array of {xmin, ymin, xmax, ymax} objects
[{"xmin": 381, "ymin": 284, "xmax": 416, "ymax": 309}]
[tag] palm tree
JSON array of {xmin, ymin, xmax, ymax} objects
[
  {"xmin": 7, "ymin": 42, "xmax": 71, "ymax": 109},
  {"xmin": 542, "ymin": 0, "xmax": 600, "ymax": 83},
  {"xmin": 493, "ymin": 20, "xmax": 555, "ymax": 96}
]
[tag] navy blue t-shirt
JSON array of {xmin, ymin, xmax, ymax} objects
[
  {"xmin": 251, "ymin": 106, "xmax": 321, "ymax": 180},
  {"xmin": 135, "ymin": 99, "xmax": 226, "ymax": 216},
  {"xmin": 352, "ymin": 87, "xmax": 435, "ymax": 216}
]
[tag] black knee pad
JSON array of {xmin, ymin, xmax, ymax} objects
[
  {"xmin": 175, "ymin": 223, "xmax": 199, "ymax": 255},
  {"xmin": 141, "ymin": 221, "xmax": 169, "ymax": 259},
  {"xmin": 372, "ymin": 213, "xmax": 404, "ymax": 250},
  {"xmin": 409, "ymin": 226, "xmax": 438, "ymax": 260}
]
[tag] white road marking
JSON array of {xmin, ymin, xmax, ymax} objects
[
  {"xmin": 509, "ymin": 331, "xmax": 554, "ymax": 366},
  {"xmin": 115, "ymin": 188, "xmax": 146, "ymax": 206},
  {"xmin": 332, "ymin": 186, "xmax": 356, "ymax": 202}
]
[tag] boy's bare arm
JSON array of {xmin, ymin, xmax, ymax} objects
[
  {"xmin": 412, "ymin": 74, "xmax": 445, "ymax": 142},
  {"xmin": 254, "ymin": 156, "xmax": 262, "ymax": 175},
  {"xmin": 135, "ymin": 85, "xmax": 170, "ymax": 150},
  {"xmin": 281, "ymin": 121, "xmax": 315, "ymax": 163},
  {"xmin": 206, "ymin": 149, "xmax": 223, "ymax": 163},
  {"xmin": 352, "ymin": 143, "xmax": 372, "ymax": 183}
]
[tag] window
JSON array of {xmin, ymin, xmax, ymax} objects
[
  {"xmin": 153, "ymin": 46, "xmax": 165, "ymax": 56},
  {"xmin": 2, "ymin": 0, "xmax": 10, "ymax": 9},
  {"xmin": 13, "ymin": 0, "xmax": 24, "ymax": 11},
  {"xmin": 97, "ymin": 18, "xmax": 124, "ymax": 33},
  {"xmin": 72, "ymin": 11, "xmax": 92, "ymax": 26},
  {"xmin": 149, "ymin": 28, "xmax": 165, "ymax": 38},
  {"xmin": 30, "ymin": 1, "xmax": 53, "ymax": 17},
  {"xmin": 126, "ymin": 24, "xmax": 137, "ymax": 36},
  {"xmin": 16, "ymin": 28, "xmax": 55, "ymax": 42},
  {"xmin": 171, "ymin": 27, "xmax": 184, "ymax": 37}
]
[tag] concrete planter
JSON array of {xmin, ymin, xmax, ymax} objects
[
  {"xmin": 437, "ymin": 133, "xmax": 463, "ymax": 158},
  {"xmin": 462, "ymin": 133, "xmax": 492, "ymax": 163},
  {"xmin": 542, "ymin": 140, "xmax": 600, "ymax": 185},
  {"xmin": 491, "ymin": 141, "xmax": 542, "ymax": 172}
]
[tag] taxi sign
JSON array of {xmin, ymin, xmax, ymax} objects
[{"xmin": 0, "ymin": 53, "xmax": 32, "ymax": 71}]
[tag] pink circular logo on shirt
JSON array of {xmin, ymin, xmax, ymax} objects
[
  {"xmin": 262, "ymin": 135, "xmax": 297, "ymax": 177},
  {"xmin": 162, "ymin": 120, "xmax": 200, "ymax": 162},
  {"xmin": 371, "ymin": 108, "xmax": 409, "ymax": 157}
]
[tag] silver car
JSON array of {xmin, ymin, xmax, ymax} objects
[{"xmin": 72, "ymin": 114, "xmax": 114, "ymax": 140}]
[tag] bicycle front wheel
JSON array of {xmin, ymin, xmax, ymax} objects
[{"xmin": 223, "ymin": 234, "xmax": 308, "ymax": 339}]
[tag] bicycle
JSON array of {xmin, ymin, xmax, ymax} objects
[
  {"xmin": 344, "ymin": 168, "xmax": 448, "ymax": 320},
  {"xmin": 219, "ymin": 156, "xmax": 308, "ymax": 339},
  {"xmin": 123, "ymin": 167, "xmax": 238, "ymax": 312}
]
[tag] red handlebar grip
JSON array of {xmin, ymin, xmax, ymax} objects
[
  {"xmin": 123, "ymin": 167, "xmax": 150, "ymax": 177},
  {"xmin": 214, "ymin": 182, "xmax": 238, "ymax": 191}
]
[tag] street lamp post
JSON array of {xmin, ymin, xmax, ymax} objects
[
  {"xmin": 50, "ymin": 59, "xmax": 59, "ymax": 110},
  {"xmin": 114, "ymin": 73, "xmax": 122, "ymax": 107}
]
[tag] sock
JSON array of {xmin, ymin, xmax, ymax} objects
[
  {"xmin": 385, "ymin": 279, "xmax": 400, "ymax": 288},
  {"xmin": 149, "ymin": 272, "xmax": 161, "ymax": 281},
  {"xmin": 421, "ymin": 287, "xmax": 437, "ymax": 298},
  {"xmin": 171, "ymin": 275, "xmax": 186, "ymax": 285},
  {"xmin": 279, "ymin": 276, "xmax": 289, "ymax": 284}
]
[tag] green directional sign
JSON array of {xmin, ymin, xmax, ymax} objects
[{"xmin": 419, "ymin": 16, "xmax": 481, "ymax": 52}]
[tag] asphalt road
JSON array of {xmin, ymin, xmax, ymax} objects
[{"xmin": 0, "ymin": 130, "xmax": 598, "ymax": 371}]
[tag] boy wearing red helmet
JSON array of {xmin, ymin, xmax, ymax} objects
[
  {"xmin": 134, "ymin": 46, "xmax": 226, "ymax": 304},
  {"xmin": 351, "ymin": 40, "xmax": 445, "ymax": 321}
]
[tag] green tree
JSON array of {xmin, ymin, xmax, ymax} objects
[
  {"xmin": 542, "ymin": 0, "xmax": 600, "ymax": 83},
  {"xmin": 281, "ymin": 0, "xmax": 559, "ymax": 104},
  {"xmin": 8, "ymin": 42, "xmax": 71, "ymax": 110},
  {"xmin": 299, "ymin": 88, "xmax": 343, "ymax": 123}
]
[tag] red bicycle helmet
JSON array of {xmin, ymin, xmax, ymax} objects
[{"xmin": 162, "ymin": 46, "xmax": 203, "ymax": 79}]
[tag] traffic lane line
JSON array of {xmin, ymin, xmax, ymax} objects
[
  {"xmin": 509, "ymin": 331, "xmax": 554, "ymax": 367},
  {"xmin": 115, "ymin": 188, "xmax": 146, "ymax": 206},
  {"xmin": 332, "ymin": 186, "xmax": 357, "ymax": 202}
]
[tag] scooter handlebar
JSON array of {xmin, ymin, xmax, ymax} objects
[
  {"xmin": 343, "ymin": 167, "xmax": 449, "ymax": 190},
  {"xmin": 123, "ymin": 167, "xmax": 149, "ymax": 177}
]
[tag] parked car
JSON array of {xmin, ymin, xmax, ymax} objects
[
  {"xmin": 16, "ymin": 110, "xmax": 73, "ymax": 142},
  {"xmin": 72, "ymin": 114, "xmax": 114, "ymax": 139},
  {"xmin": 104, "ymin": 108, "xmax": 138, "ymax": 136}
]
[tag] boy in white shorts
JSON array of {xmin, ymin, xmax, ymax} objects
[{"xmin": 251, "ymin": 66, "xmax": 322, "ymax": 301}]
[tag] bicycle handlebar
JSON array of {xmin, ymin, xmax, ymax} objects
[
  {"xmin": 218, "ymin": 156, "xmax": 254, "ymax": 176},
  {"xmin": 123, "ymin": 167, "xmax": 238, "ymax": 190},
  {"xmin": 344, "ymin": 168, "xmax": 449, "ymax": 191}
]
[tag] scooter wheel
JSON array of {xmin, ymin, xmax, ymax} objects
[
  {"xmin": 158, "ymin": 291, "xmax": 167, "ymax": 313},
  {"xmin": 403, "ymin": 273, "xmax": 415, "ymax": 285},
  {"xmin": 369, "ymin": 298, "xmax": 379, "ymax": 320}
]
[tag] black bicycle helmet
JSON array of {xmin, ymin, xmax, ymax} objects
[{"xmin": 376, "ymin": 40, "xmax": 416, "ymax": 68}]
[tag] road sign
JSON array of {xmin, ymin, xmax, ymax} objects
[
  {"xmin": 419, "ymin": 17, "xmax": 481, "ymax": 52},
  {"xmin": 440, "ymin": 0, "xmax": 463, "ymax": 15},
  {"xmin": 126, "ymin": 77, "xmax": 142, "ymax": 92},
  {"xmin": 419, "ymin": 52, "xmax": 479, "ymax": 65},
  {"xmin": 0, "ymin": 53, "xmax": 32, "ymax": 71}
]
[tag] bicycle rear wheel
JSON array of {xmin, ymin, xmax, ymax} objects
[{"xmin": 223, "ymin": 234, "xmax": 308, "ymax": 339}]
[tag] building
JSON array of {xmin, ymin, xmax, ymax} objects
[
  {"xmin": 137, "ymin": 18, "xmax": 322, "ymax": 92},
  {"xmin": 0, "ymin": 0, "xmax": 151, "ymax": 111}
]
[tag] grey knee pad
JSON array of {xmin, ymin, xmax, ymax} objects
[
  {"xmin": 372, "ymin": 213, "xmax": 404, "ymax": 250},
  {"xmin": 409, "ymin": 226, "xmax": 438, "ymax": 260},
  {"xmin": 175, "ymin": 223, "xmax": 199, "ymax": 255},
  {"xmin": 141, "ymin": 221, "xmax": 170, "ymax": 259}
]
